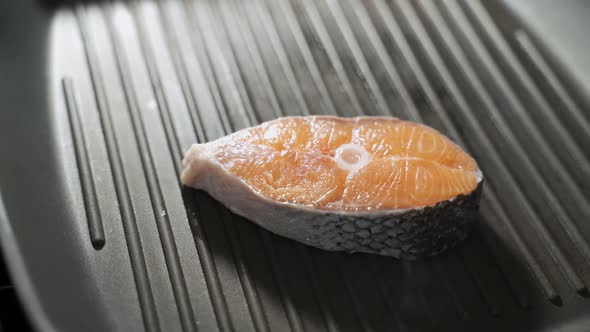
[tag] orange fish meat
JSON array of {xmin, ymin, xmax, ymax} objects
[{"xmin": 182, "ymin": 116, "xmax": 483, "ymax": 258}]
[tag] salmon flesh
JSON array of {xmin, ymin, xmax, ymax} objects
[{"xmin": 181, "ymin": 116, "xmax": 483, "ymax": 259}]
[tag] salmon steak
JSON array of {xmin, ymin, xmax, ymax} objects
[{"xmin": 181, "ymin": 116, "xmax": 483, "ymax": 259}]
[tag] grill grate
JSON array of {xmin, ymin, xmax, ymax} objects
[{"xmin": 49, "ymin": 0, "xmax": 590, "ymax": 331}]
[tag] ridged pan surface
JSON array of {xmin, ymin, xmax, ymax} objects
[{"xmin": 1, "ymin": 0, "xmax": 590, "ymax": 331}]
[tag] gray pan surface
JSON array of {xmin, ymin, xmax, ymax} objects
[{"xmin": 1, "ymin": 0, "xmax": 590, "ymax": 331}]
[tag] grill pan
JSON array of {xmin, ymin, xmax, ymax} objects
[{"xmin": 1, "ymin": 0, "xmax": 590, "ymax": 331}]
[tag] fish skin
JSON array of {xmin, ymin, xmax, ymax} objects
[{"xmin": 181, "ymin": 136, "xmax": 483, "ymax": 259}]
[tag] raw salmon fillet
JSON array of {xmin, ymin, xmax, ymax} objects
[{"xmin": 182, "ymin": 116, "xmax": 483, "ymax": 259}]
